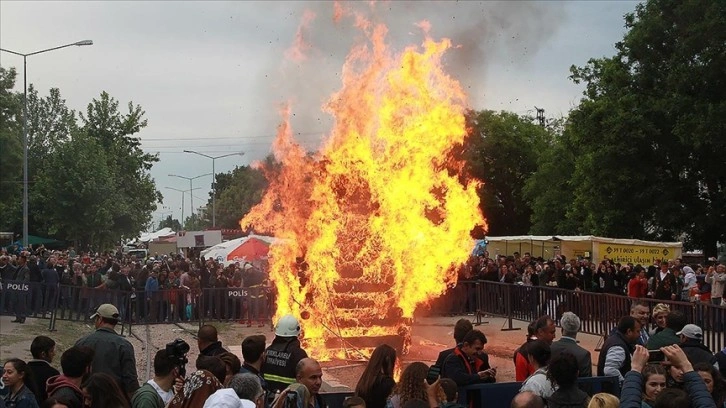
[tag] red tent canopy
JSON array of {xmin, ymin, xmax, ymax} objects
[{"xmin": 226, "ymin": 237, "xmax": 271, "ymax": 262}]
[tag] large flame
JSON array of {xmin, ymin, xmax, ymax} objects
[{"xmin": 241, "ymin": 10, "xmax": 485, "ymax": 360}]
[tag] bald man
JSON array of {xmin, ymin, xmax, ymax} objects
[
  {"xmin": 511, "ymin": 391, "xmax": 544, "ymax": 408},
  {"xmin": 296, "ymin": 358, "xmax": 326, "ymax": 408},
  {"xmin": 197, "ymin": 325, "xmax": 228, "ymax": 357}
]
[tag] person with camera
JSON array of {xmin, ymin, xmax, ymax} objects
[
  {"xmin": 131, "ymin": 349, "xmax": 182, "ymax": 408},
  {"xmin": 263, "ymin": 315, "xmax": 308, "ymax": 392},
  {"xmin": 75, "ymin": 303, "xmax": 139, "ymax": 398}
]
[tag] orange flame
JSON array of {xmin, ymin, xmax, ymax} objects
[{"xmin": 242, "ymin": 11, "xmax": 484, "ymax": 361}]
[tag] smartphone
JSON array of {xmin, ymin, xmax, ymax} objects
[
  {"xmin": 426, "ymin": 365, "xmax": 441, "ymax": 385},
  {"xmin": 648, "ymin": 350, "xmax": 665, "ymax": 362}
]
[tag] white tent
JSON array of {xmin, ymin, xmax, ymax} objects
[
  {"xmin": 138, "ymin": 227, "xmax": 175, "ymax": 243},
  {"xmin": 200, "ymin": 234, "xmax": 277, "ymax": 266}
]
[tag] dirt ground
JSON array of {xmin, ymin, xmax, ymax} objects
[{"xmin": 0, "ymin": 314, "xmax": 606, "ymax": 392}]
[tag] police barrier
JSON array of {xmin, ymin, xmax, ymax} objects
[
  {"xmin": 458, "ymin": 375, "xmax": 620, "ymax": 407},
  {"xmin": 462, "ymin": 280, "xmax": 726, "ymax": 352}
]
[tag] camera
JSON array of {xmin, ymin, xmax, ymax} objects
[{"xmin": 166, "ymin": 338, "xmax": 190, "ymax": 378}]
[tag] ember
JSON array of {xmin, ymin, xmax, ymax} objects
[{"xmin": 241, "ymin": 7, "xmax": 485, "ymax": 361}]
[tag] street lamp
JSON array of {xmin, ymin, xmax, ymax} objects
[
  {"xmin": 167, "ymin": 173, "xmax": 211, "ymax": 221},
  {"xmin": 165, "ymin": 186, "xmax": 201, "ymax": 225},
  {"xmin": 183, "ymin": 150, "xmax": 244, "ymax": 227},
  {"xmin": 0, "ymin": 40, "xmax": 93, "ymax": 248}
]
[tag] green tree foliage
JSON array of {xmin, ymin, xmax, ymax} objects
[
  {"xmin": 208, "ymin": 163, "xmax": 269, "ymax": 229},
  {"xmin": 526, "ymin": 0, "xmax": 726, "ymax": 255},
  {"xmin": 26, "ymin": 85, "xmax": 77, "ymax": 163},
  {"xmin": 463, "ymin": 110, "xmax": 553, "ymax": 235},
  {"xmin": 0, "ymin": 67, "xmax": 23, "ymax": 232}
]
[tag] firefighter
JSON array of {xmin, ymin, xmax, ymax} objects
[{"xmin": 262, "ymin": 314, "xmax": 308, "ymax": 392}]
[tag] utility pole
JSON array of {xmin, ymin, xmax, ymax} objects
[{"xmin": 534, "ymin": 106, "xmax": 546, "ymax": 127}]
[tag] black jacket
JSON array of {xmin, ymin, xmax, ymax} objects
[
  {"xmin": 680, "ymin": 340, "xmax": 716, "ymax": 367},
  {"xmin": 200, "ymin": 341, "xmax": 228, "ymax": 357},
  {"xmin": 546, "ymin": 386, "xmax": 590, "ymax": 408},
  {"xmin": 597, "ymin": 331, "xmax": 633, "ymax": 378},
  {"xmin": 262, "ymin": 337, "xmax": 308, "ymax": 392},
  {"xmin": 441, "ymin": 346, "xmax": 493, "ymax": 386}
]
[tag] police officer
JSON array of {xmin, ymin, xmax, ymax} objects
[{"xmin": 262, "ymin": 314, "xmax": 308, "ymax": 392}]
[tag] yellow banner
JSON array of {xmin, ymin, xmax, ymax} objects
[{"xmin": 597, "ymin": 243, "xmax": 675, "ymax": 265}]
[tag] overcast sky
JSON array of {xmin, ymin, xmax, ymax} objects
[{"xmin": 0, "ymin": 1, "xmax": 638, "ymax": 228}]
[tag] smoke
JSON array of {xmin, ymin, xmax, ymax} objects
[{"xmin": 254, "ymin": 1, "xmax": 566, "ymax": 151}]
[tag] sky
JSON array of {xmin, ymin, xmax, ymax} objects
[{"xmin": 0, "ymin": 1, "xmax": 639, "ymax": 228}]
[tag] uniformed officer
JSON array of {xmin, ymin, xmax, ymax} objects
[{"xmin": 262, "ymin": 314, "xmax": 308, "ymax": 392}]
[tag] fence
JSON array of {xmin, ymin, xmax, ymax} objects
[
  {"xmin": 454, "ymin": 280, "xmax": 726, "ymax": 352},
  {"xmin": 0, "ymin": 282, "xmax": 273, "ymax": 333}
]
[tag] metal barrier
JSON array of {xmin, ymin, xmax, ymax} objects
[
  {"xmin": 0, "ymin": 282, "xmax": 273, "ymax": 332},
  {"xmin": 458, "ymin": 375, "xmax": 621, "ymax": 407},
  {"xmin": 462, "ymin": 280, "xmax": 726, "ymax": 352}
]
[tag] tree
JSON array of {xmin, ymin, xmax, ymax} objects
[
  {"xmin": 26, "ymin": 85, "xmax": 77, "ymax": 163},
  {"xmin": 209, "ymin": 164, "xmax": 269, "ymax": 229},
  {"xmin": 0, "ymin": 67, "xmax": 23, "ymax": 232},
  {"xmin": 463, "ymin": 110, "xmax": 554, "ymax": 235},
  {"xmin": 158, "ymin": 215, "xmax": 181, "ymax": 231},
  {"xmin": 530, "ymin": 0, "xmax": 726, "ymax": 255},
  {"xmin": 79, "ymin": 92, "xmax": 161, "ymax": 244}
]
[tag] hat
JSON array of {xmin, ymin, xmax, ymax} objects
[
  {"xmin": 676, "ymin": 324, "xmax": 703, "ymax": 340},
  {"xmin": 90, "ymin": 304, "xmax": 120, "ymax": 320}
]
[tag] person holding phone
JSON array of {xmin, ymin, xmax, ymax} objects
[{"xmin": 441, "ymin": 329, "xmax": 496, "ymax": 387}]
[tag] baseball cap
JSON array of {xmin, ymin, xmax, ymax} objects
[
  {"xmin": 676, "ymin": 324, "xmax": 703, "ymax": 340},
  {"xmin": 90, "ymin": 304, "xmax": 120, "ymax": 320}
]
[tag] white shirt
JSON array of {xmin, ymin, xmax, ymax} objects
[
  {"xmin": 147, "ymin": 379, "xmax": 175, "ymax": 404},
  {"xmin": 519, "ymin": 368, "xmax": 556, "ymax": 399}
]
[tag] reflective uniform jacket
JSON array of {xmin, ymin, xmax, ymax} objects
[{"xmin": 262, "ymin": 336, "xmax": 308, "ymax": 392}]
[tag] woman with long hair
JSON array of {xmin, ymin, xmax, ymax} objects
[
  {"xmin": 386, "ymin": 362, "xmax": 434, "ymax": 408},
  {"xmin": 640, "ymin": 364, "xmax": 667, "ymax": 408},
  {"xmin": 2, "ymin": 358, "xmax": 39, "ymax": 408},
  {"xmin": 81, "ymin": 373, "xmax": 130, "ymax": 408},
  {"xmin": 355, "ymin": 344, "xmax": 397, "ymax": 408},
  {"xmin": 694, "ymin": 362, "xmax": 726, "ymax": 408}
]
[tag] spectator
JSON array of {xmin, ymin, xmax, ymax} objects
[
  {"xmin": 167, "ymin": 370, "xmax": 222, "ymax": 408},
  {"xmin": 355, "ymin": 344, "xmax": 397, "ymax": 408},
  {"xmin": 628, "ymin": 267, "xmax": 649, "ymax": 298},
  {"xmin": 518, "ymin": 340, "xmax": 554, "ymax": 399},
  {"xmin": 620, "ymin": 345, "xmax": 717, "ymax": 408},
  {"xmin": 218, "ymin": 353, "xmax": 242, "ymax": 386},
  {"xmin": 81, "ymin": 372, "xmax": 131, "ymax": 408},
  {"xmin": 2, "ymin": 358, "xmax": 40, "ymax": 408},
  {"xmin": 545, "ymin": 352, "xmax": 590, "ymax": 407},
  {"xmin": 46, "ymin": 346, "xmax": 95, "ymax": 408},
  {"xmin": 650, "ymin": 304, "xmax": 671, "ymax": 335},
  {"xmin": 442, "ymin": 329, "xmax": 495, "ymax": 386},
  {"xmin": 437, "ymin": 378, "xmax": 465, "ymax": 408},
  {"xmin": 131, "ymin": 349, "xmax": 180, "ymax": 408},
  {"xmin": 629, "ymin": 302, "xmax": 651, "ymax": 346},
  {"xmin": 677, "ymin": 325, "xmax": 717, "ymax": 367},
  {"xmin": 195, "ymin": 356, "xmax": 227, "ymax": 386},
  {"xmin": 516, "ymin": 317, "xmax": 555, "ymax": 381},
  {"xmin": 639, "ymin": 364, "xmax": 667, "ymax": 408},
  {"xmin": 434, "ymin": 319, "xmax": 473, "ymax": 370},
  {"xmin": 40, "ymin": 397, "xmax": 74, "ymax": 408},
  {"xmin": 202, "ymin": 373, "xmax": 265, "ymax": 408},
  {"xmin": 386, "ymin": 362, "xmax": 431, "ymax": 408},
  {"xmin": 586, "ymin": 393, "xmax": 619, "ymax": 408},
  {"xmin": 74, "ymin": 304, "xmax": 139, "ymax": 398},
  {"xmin": 597, "ymin": 316, "xmax": 641, "ymax": 383},
  {"xmin": 707, "ymin": 265, "xmax": 726, "ymax": 306},
  {"xmin": 514, "ymin": 322, "xmax": 538, "ymax": 382},
  {"xmin": 296, "ymin": 358, "xmax": 325, "ymax": 408},
  {"xmin": 693, "ymin": 363, "xmax": 726, "ymax": 408},
  {"xmin": 40, "ymin": 259, "xmax": 59, "ymax": 316},
  {"xmin": 647, "ymin": 311, "xmax": 687, "ymax": 350},
  {"xmin": 683, "ymin": 266, "xmax": 698, "ymax": 301},
  {"xmin": 716, "ymin": 347, "xmax": 726, "ymax": 379},
  {"xmin": 550, "ymin": 312, "xmax": 592, "ymax": 377},
  {"xmin": 239, "ymin": 335, "xmax": 267, "ymax": 392},
  {"xmin": 12, "ymin": 254, "xmax": 31, "ymax": 324},
  {"xmin": 28, "ymin": 336, "xmax": 60, "ymax": 403},
  {"xmin": 510, "ymin": 391, "xmax": 544, "ymax": 408},
  {"xmin": 652, "ymin": 262, "xmax": 678, "ymax": 301},
  {"xmin": 197, "ymin": 325, "xmax": 228, "ymax": 357},
  {"xmin": 343, "ymin": 396, "xmax": 367, "ymax": 408}
]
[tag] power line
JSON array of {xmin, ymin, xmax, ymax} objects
[{"xmin": 139, "ymin": 131, "xmax": 326, "ymax": 142}]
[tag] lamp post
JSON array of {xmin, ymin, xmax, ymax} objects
[
  {"xmin": 182, "ymin": 150, "xmax": 244, "ymax": 227},
  {"xmin": 0, "ymin": 40, "xmax": 93, "ymax": 248},
  {"xmin": 165, "ymin": 186, "xmax": 201, "ymax": 226},
  {"xmin": 167, "ymin": 172, "xmax": 210, "ymax": 220}
]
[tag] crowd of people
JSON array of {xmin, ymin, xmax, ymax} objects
[
  {"xmin": 462, "ymin": 252, "xmax": 726, "ymax": 305},
  {"xmin": 3, "ymin": 300, "xmax": 726, "ymax": 408},
  {"xmin": 0, "ymin": 245, "xmax": 270, "ymax": 326}
]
